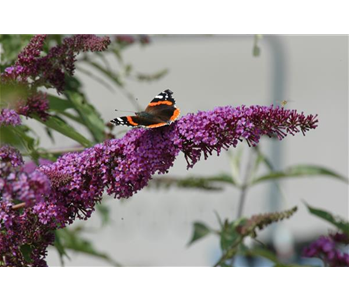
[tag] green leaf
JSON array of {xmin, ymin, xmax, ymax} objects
[
  {"xmin": 0, "ymin": 35, "xmax": 34, "ymax": 63},
  {"xmin": 210, "ymin": 173, "xmax": 235, "ymax": 185},
  {"xmin": 214, "ymin": 210, "xmax": 224, "ymax": 229},
  {"xmin": 85, "ymin": 60, "xmax": 123, "ymax": 86},
  {"xmin": 149, "ymin": 174, "xmax": 232, "ymax": 191},
  {"xmin": 305, "ymin": 203, "xmax": 349, "ymax": 235},
  {"xmin": 45, "ymin": 127, "xmax": 55, "ymax": 143},
  {"xmin": 15, "ymin": 126, "xmax": 37, "ymax": 151},
  {"xmin": 0, "ymin": 126, "xmax": 29, "ymax": 150},
  {"xmin": 243, "ymin": 247, "xmax": 279, "ymax": 264},
  {"xmin": 220, "ymin": 220, "xmax": 242, "ymax": 251},
  {"xmin": 48, "ymin": 94, "xmax": 74, "ymax": 112},
  {"xmin": 76, "ymin": 66, "xmax": 115, "ymax": 92},
  {"xmin": 54, "ymin": 230, "xmax": 70, "ymax": 266},
  {"xmin": 213, "ymin": 219, "xmax": 247, "ymax": 267},
  {"xmin": 228, "ymin": 148, "xmax": 243, "ymax": 186},
  {"xmin": 220, "ymin": 230, "xmax": 240, "ymax": 252},
  {"xmin": 33, "ymin": 115, "xmax": 93, "ymax": 148},
  {"xmin": 250, "ymin": 146, "xmax": 272, "ymax": 181},
  {"xmin": 252, "ymin": 164, "xmax": 349, "ymax": 185},
  {"xmin": 188, "ymin": 222, "xmax": 211, "ymax": 246},
  {"xmin": 60, "ymin": 111, "xmax": 85, "ymax": 125},
  {"xmin": 20, "ymin": 244, "xmax": 33, "ymax": 263},
  {"xmin": 251, "ymin": 150, "xmax": 264, "ymax": 176},
  {"xmin": 64, "ymin": 76, "xmax": 82, "ymax": 91},
  {"xmin": 65, "ymin": 91, "xmax": 106, "ymax": 143},
  {"xmin": 0, "ymin": 125, "xmax": 40, "ymax": 162},
  {"xmin": 254, "ymin": 146, "xmax": 275, "ymax": 171},
  {"xmin": 136, "ymin": 69, "xmax": 168, "ymax": 81},
  {"xmin": 57, "ymin": 228, "xmax": 122, "ymax": 266},
  {"xmin": 96, "ymin": 203, "xmax": 111, "ymax": 227}
]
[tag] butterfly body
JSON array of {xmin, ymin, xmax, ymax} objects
[{"xmin": 111, "ymin": 89, "xmax": 180, "ymax": 128}]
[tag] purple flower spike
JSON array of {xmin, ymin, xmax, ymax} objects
[
  {"xmin": 175, "ymin": 105, "xmax": 318, "ymax": 168},
  {"xmin": 1, "ymin": 34, "xmax": 111, "ymax": 94},
  {"xmin": 16, "ymin": 35, "xmax": 47, "ymax": 67},
  {"xmin": 0, "ymin": 105, "xmax": 318, "ymax": 266},
  {"xmin": 0, "ymin": 146, "xmax": 51, "ymax": 208},
  {"xmin": 38, "ymin": 105, "xmax": 318, "ymax": 223},
  {"xmin": 0, "ymin": 145, "xmax": 24, "ymax": 171},
  {"xmin": 17, "ymin": 92, "xmax": 49, "ymax": 121},
  {"xmin": 0, "ymin": 109, "xmax": 21, "ymax": 126}
]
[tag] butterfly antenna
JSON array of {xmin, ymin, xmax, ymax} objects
[{"xmin": 115, "ymin": 109, "xmax": 136, "ymax": 113}]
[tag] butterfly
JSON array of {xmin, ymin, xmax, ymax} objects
[{"xmin": 110, "ymin": 89, "xmax": 180, "ymax": 128}]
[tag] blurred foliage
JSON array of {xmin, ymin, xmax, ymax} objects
[
  {"xmin": 305, "ymin": 203, "xmax": 349, "ymax": 235},
  {"xmin": 1, "ymin": 34, "xmax": 167, "ymax": 266},
  {"xmin": 150, "ymin": 145, "xmax": 348, "ymax": 192},
  {"xmin": 188, "ymin": 205, "xmax": 299, "ymax": 267},
  {"xmin": 54, "ymin": 226, "xmax": 122, "ymax": 266},
  {"xmin": 152, "ymin": 144, "xmax": 348, "ymax": 266},
  {"xmin": 0, "ymin": 35, "xmax": 34, "ymax": 65}
]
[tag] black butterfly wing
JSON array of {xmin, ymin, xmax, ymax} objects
[
  {"xmin": 110, "ymin": 115, "xmax": 168, "ymax": 128},
  {"xmin": 111, "ymin": 89, "xmax": 180, "ymax": 128},
  {"xmin": 147, "ymin": 89, "xmax": 175, "ymax": 105},
  {"xmin": 145, "ymin": 89, "xmax": 180, "ymax": 123}
]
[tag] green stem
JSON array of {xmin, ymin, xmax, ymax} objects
[
  {"xmin": 237, "ymin": 184, "xmax": 247, "ymax": 219},
  {"xmin": 214, "ymin": 237, "xmax": 243, "ymax": 267},
  {"xmin": 23, "ymin": 146, "xmax": 85, "ymax": 157},
  {"xmin": 236, "ymin": 149, "xmax": 255, "ymax": 218}
]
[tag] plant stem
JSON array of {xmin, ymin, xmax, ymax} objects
[
  {"xmin": 236, "ymin": 149, "xmax": 255, "ymax": 218},
  {"xmin": 23, "ymin": 146, "xmax": 85, "ymax": 157},
  {"xmin": 237, "ymin": 184, "xmax": 247, "ymax": 219},
  {"xmin": 214, "ymin": 237, "xmax": 243, "ymax": 267},
  {"xmin": 43, "ymin": 147, "xmax": 85, "ymax": 154}
]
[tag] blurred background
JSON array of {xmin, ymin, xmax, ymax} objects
[{"xmin": 11, "ymin": 35, "xmax": 347, "ymax": 266}]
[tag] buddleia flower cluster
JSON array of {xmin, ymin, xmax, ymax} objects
[
  {"xmin": 0, "ymin": 145, "xmax": 53, "ymax": 266},
  {"xmin": 1, "ymin": 104, "xmax": 318, "ymax": 266},
  {"xmin": 303, "ymin": 232, "xmax": 349, "ymax": 267},
  {"xmin": 0, "ymin": 34, "xmax": 111, "ymax": 125},
  {"xmin": 0, "ymin": 109, "xmax": 22, "ymax": 126},
  {"xmin": 2, "ymin": 34, "xmax": 111, "ymax": 93}
]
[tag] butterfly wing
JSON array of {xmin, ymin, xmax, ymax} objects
[
  {"xmin": 145, "ymin": 89, "xmax": 180, "ymax": 123},
  {"xmin": 147, "ymin": 89, "xmax": 176, "ymax": 105},
  {"xmin": 110, "ymin": 115, "xmax": 168, "ymax": 128},
  {"xmin": 111, "ymin": 89, "xmax": 180, "ymax": 128}
]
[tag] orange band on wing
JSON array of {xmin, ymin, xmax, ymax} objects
[
  {"xmin": 127, "ymin": 116, "xmax": 138, "ymax": 126},
  {"xmin": 147, "ymin": 122, "xmax": 167, "ymax": 128},
  {"xmin": 170, "ymin": 108, "xmax": 180, "ymax": 121},
  {"xmin": 148, "ymin": 100, "xmax": 173, "ymax": 106}
]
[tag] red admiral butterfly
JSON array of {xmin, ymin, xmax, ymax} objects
[{"xmin": 110, "ymin": 89, "xmax": 180, "ymax": 128}]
